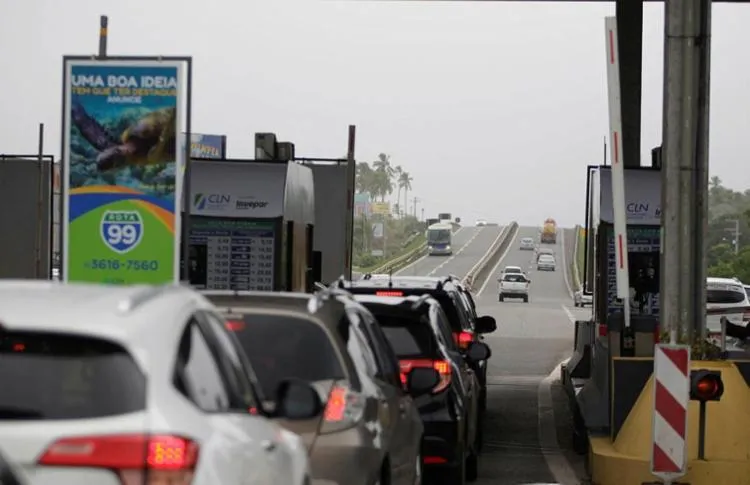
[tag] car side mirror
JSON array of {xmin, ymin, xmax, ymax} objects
[
  {"xmin": 475, "ymin": 315, "xmax": 497, "ymax": 334},
  {"xmin": 275, "ymin": 379, "xmax": 323, "ymax": 420},
  {"xmin": 465, "ymin": 341, "xmax": 491, "ymax": 363},
  {"xmin": 406, "ymin": 367, "xmax": 440, "ymax": 396}
]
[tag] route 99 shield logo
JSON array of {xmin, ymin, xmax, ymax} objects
[{"xmin": 100, "ymin": 210, "xmax": 143, "ymax": 253}]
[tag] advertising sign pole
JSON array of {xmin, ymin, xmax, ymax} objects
[
  {"xmin": 605, "ymin": 17, "xmax": 632, "ymax": 331},
  {"xmin": 61, "ymin": 54, "xmax": 192, "ymax": 285}
]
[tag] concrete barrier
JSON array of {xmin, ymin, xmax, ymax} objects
[{"xmin": 462, "ymin": 222, "xmax": 519, "ymax": 292}]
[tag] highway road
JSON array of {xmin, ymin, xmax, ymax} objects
[
  {"xmin": 407, "ymin": 224, "xmax": 591, "ymax": 484},
  {"xmin": 396, "ymin": 225, "xmax": 505, "ymax": 279},
  {"xmin": 472, "ymin": 226, "xmax": 590, "ymax": 484}
]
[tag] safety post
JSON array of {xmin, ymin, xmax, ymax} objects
[{"xmin": 604, "ymin": 17, "xmax": 632, "ymax": 340}]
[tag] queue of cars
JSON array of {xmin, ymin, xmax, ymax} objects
[{"xmin": 0, "ymin": 274, "xmax": 496, "ymax": 485}]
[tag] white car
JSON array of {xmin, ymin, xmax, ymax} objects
[
  {"xmin": 475, "ymin": 219, "xmax": 487, "ymax": 226},
  {"xmin": 498, "ymin": 273, "xmax": 531, "ymax": 303},
  {"xmin": 500, "ymin": 265, "xmax": 524, "ymax": 277},
  {"xmin": 574, "ymin": 290, "xmax": 592, "ymax": 307},
  {"xmin": 0, "ymin": 280, "xmax": 319, "ymax": 485},
  {"xmin": 519, "ymin": 237, "xmax": 535, "ymax": 250},
  {"xmin": 537, "ymin": 254, "xmax": 556, "ymax": 271},
  {"xmin": 707, "ymin": 277, "xmax": 750, "ymax": 337}
]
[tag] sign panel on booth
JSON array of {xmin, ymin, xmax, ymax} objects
[
  {"xmin": 62, "ymin": 59, "xmax": 184, "ymax": 284},
  {"xmin": 599, "ymin": 168, "xmax": 661, "ymax": 225}
]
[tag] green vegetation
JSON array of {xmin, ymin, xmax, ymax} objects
[
  {"xmin": 706, "ymin": 176, "xmax": 750, "ymax": 282},
  {"xmin": 353, "ymin": 153, "xmax": 424, "ymax": 269}
]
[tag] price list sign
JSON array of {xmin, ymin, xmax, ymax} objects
[
  {"xmin": 188, "ymin": 218, "xmax": 276, "ymax": 291},
  {"xmin": 605, "ymin": 226, "xmax": 661, "ymax": 317}
]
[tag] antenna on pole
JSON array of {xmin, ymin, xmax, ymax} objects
[{"xmin": 98, "ymin": 15, "xmax": 108, "ymax": 58}]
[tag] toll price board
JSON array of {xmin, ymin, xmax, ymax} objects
[
  {"xmin": 187, "ymin": 217, "xmax": 276, "ymax": 291},
  {"xmin": 605, "ymin": 226, "xmax": 660, "ymax": 318}
]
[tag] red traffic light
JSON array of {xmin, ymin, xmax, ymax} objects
[{"xmin": 690, "ymin": 370, "xmax": 724, "ymax": 401}]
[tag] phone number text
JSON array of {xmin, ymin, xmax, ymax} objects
[{"xmin": 85, "ymin": 259, "xmax": 160, "ymax": 271}]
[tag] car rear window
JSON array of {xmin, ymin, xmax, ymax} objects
[
  {"xmin": 707, "ymin": 289, "xmax": 746, "ymax": 304},
  {"xmin": 504, "ymin": 274, "xmax": 528, "ymax": 282},
  {"xmin": 367, "ymin": 313, "xmax": 437, "ymax": 358},
  {"xmin": 349, "ymin": 287, "xmax": 465, "ymax": 333},
  {"xmin": 224, "ymin": 314, "xmax": 345, "ymax": 397},
  {"xmin": 0, "ymin": 331, "xmax": 145, "ymax": 420}
]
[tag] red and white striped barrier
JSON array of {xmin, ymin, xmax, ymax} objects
[{"xmin": 651, "ymin": 343, "xmax": 690, "ymax": 481}]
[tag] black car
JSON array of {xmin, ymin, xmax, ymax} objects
[
  {"xmin": 353, "ymin": 293, "xmax": 491, "ymax": 484},
  {"xmin": 342, "ymin": 275, "xmax": 496, "ymax": 413}
]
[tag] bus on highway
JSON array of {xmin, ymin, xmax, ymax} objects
[{"xmin": 427, "ymin": 222, "xmax": 453, "ymax": 255}]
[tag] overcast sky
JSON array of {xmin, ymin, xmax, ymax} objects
[{"xmin": 1, "ymin": 0, "xmax": 749, "ymax": 227}]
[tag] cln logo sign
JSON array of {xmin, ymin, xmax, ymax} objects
[
  {"xmin": 193, "ymin": 193, "xmax": 231, "ymax": 211},
  {"xmin": 627, "ymin": 202, "xmax": 661, "ymax": 219}
]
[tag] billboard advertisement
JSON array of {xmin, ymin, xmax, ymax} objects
[
  {"xmin": 183, "ymin": 133, "xmax": 226, "ymax": 159},
  {"xmin": 371, "ymin": 202, "xmax": 391, "ymax": 216},
  {"xmin": 62, "ymin": 59, "xmax": 184, "ymax": 284}
]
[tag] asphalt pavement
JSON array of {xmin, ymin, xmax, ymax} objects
[
  {"xmin": 396, "ymin": 225, "xmax": 504, "ymax": 280},
  {"xmin": 472, "ymin": 226, "xmax": 591, "ymax": 485}
]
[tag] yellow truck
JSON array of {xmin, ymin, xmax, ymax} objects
[{"xmin": 541, "ymin": 218, "xmax": 557, "ymax": 244}]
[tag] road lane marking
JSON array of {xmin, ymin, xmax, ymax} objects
[
  {"xmin": 561, "ymin": 304, "xmax": 576, "ymax": 324},
  {"xmin": 476, "ymin": 224, "xmax": 520, "ymax": 297},
  {"xmin": 396, "ymin": 226, "xmax": 465, "ymax": 276},
  {"xmin": 427, "ymin": 227, "xmax": 484, "ymax": 276},
  {"xmin": 538, "ymin": 360, "xmax": 581, "ymax": 485}
]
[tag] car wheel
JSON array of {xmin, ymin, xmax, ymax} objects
[
  {"xmin": 523, "ymin": 296, "xmax": 529, "ymax": 303},
  {"xmin": 465, "ymin": 448, "xmax": 479, "ymax": 482}
]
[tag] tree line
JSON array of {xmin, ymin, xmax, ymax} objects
[
  {"xmin": 707, "ymin": 176, "xmax": 750, "ymax": 282},
  {"xmin": 356, "ymin": 153, "xmax": 414, "ymax": 217}
]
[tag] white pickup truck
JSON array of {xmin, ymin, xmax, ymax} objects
[{"xmin": 498, "ymin": 273, "xmax": 531, "ymax": 303}]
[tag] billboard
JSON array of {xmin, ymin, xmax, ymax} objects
[
  {"xmin": 183, "ymin": 133, "xmax": 226, "ymax": 159},
  {"xmin": 371, "ymin": 201, "xmax": 391, "ymax": 216},
  {"xmin": 62, "ymin": 59, "xmax": 184, "ymax": 284}
]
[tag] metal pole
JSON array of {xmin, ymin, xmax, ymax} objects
[
  {"xmin": 98, "ymin": 16, "xmax": 108, "ymax": 58},
  {"xmin": 662, "ymin": 0, "xmax": 703, "ymax": 344},
  {"xmin": 603, "ymin": 136, "xmax": 608, "ymax": 165},
  {"xmin": 693, "ymin": 0, "xmax": 712, "ymax": 342},
  {"xmin": 182, "ymin": 60, "xmax": 193, "ymax": 284},
  {"xmin": 345, "ymin": 125, "xmax": 356, "ymax": 279},
  {"xmin": 35, "ymin": 124, "xmax": 45, "ymax": 278}
]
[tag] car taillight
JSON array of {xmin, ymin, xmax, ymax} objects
[
  {"xmin": 452, "ymin": 331, "xmax": 473, "ymax": 350},
  {"xmin": 225, "ymin": 320, "xmax": 245, "ymax": 331},
  {"xmin": 38, "ymin": 434, "xmax": 198, "ymax": 485},
  {"xmin": 320, "ymin": 382, "xmax": 366, "ymax": 434},
  {"xmin": 399, "ymin": 359, "xmax": 451, "ymax": 393}
]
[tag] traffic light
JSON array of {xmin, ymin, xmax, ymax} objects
[{"xmin": 690, "ymin": 370, "xmax": 724, "ymax": 402}]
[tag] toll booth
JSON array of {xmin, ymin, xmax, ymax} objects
[
  {"xmin": 181, "ymin": 158, "xmax": 314, "ymax": 293},
  {"xmin": 563, "ymin": 165, "xmax": 661, "ymax": 438}
]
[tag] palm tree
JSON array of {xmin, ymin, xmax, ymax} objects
[
  {"xmin": 398, "ymin": 171, "xmax": 413, "ymax": 217},
  {"xmin": 393, "ymin": 165, "xmax": 403, "ymax": 217},
  {"xmin": 372, "ymin": 154, "xmax": 395, "ymax": 202},
  {"xmin": 355, "ymin": 162, "xmax": 374, "ymax": 194}
]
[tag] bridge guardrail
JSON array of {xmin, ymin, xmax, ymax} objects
[{"xmin": 462, "ymin": 221, "xmax": 519, "ymax": 291}]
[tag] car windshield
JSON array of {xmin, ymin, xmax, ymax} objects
[
  {"xmin": 0, "ymin": 331, "xmax": 146, "ymax": 420},
  {"xmin": 707, "ymin": 288, "xmax": 747, "ymax": 304},
  {"xmin": 503, "ymin": 274, "xmax": 527, "ymax": 283},
  {"xmin": 225, "ymin": 313, "xmax": 346, "ymax": 398},
  {"xmin": 522, "ymin": 238, "xmax": 533, "ymax": 244},
  {"xmin": 504, "ymin": 267, "xmax": 521, "ymax": 273},
  {"xmin": 428, "ymin": 229, "xmax": 451, "ymax": 243},
  {"xmin": 539, "ymin": 256, "xmax": 554, "ymax": 262}
]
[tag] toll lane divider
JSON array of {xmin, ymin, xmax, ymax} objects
[
  {"xmin": 462, "ymin": 222, "xmax": 519, "ymax": 291},
  {"xmin": 571, "ymin": 225, "xmax": 582, "ymax": 291}
]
